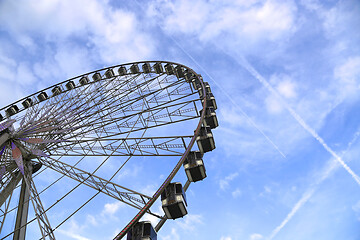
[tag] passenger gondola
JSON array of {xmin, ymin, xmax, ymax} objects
[
  {"xmin": 118, "ymin": 66, "xmax": 127, "ymax": 76},
  {"xmin": 183, "ymin": 151, "xmax": 206, "ymax": 182},
  {"xmin": 161, "ymin": 182, "xmax": 188, "ymax": 219},
  {"xmin": 22, "ymin": 98, "xmax": 33, "ymax": 109},
  {"xmin": 105, "ymin": 68, "xmax": 115, "ymax": 79},
  {"xmin": 142, "ymin": 63, "xmax": 151, "ymax": 73},
  {"xmin": 92, "ymin": 72, "xmax": 102, "ymax": 81},
  {"xmin": 51, "ymin": 86, "xmax": 62, "ymax": 96},
  {"xmin": 200, "ymin": 107, "xmax": 218, "ymax": 129},
  {"xmin": 130, "ymin": 64, "xmax": 140, "ymax": 74},
  {"xmin": 127, "ymin": 221, "xmax": 157, "ymax": 240},
  {"xmin": 37, "ymin": 92, "xmax": 48, "ymax": 102},
  {"xmin": 6, "ymin": 105, "xmax": 19, "ymax": 117},
  {"xmin": 79, "ymin": 76, "xmax": 89, "ymax": 85},
  {"xmin": 196, "ymin": 126, "xmax": 215, "ymax": 153}
]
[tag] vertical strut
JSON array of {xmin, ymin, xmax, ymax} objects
[{"xmin": 13, "ymin": 178, "xmax": 30, "ymax": 240}]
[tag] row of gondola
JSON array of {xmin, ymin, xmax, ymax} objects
[{"xmin": 127, "ymin": 72, "xmax": 218, "ymax": 240}]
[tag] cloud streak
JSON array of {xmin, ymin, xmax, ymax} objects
[
  {"xmin": 237, "ymin": 56, "xmax": 360, "ymax": 186},
  {"xmin": 267, "ymin": 126, "xmax": 360, "ymax": 239}
]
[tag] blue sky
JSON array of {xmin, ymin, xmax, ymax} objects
[{"xmin": 1, "ymin": 0, "xmax": 360, "ymax": 239}]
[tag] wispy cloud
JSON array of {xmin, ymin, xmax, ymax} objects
[{"xmin": 219, "ymin": 172, "xmax": 239, "ymax": 191}]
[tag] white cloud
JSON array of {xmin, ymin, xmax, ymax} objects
[
  {"xmin": 57, "ymin": 219, "xmax": 92, "ymax": 240},
  {"xmin": 219, "ymin": 172, "xmax": 239, "ymax": 190},
  {"xmin": 102, "ymin": 201, "xmax": 124, "ymax": 216},
  {"xmin": 265, "ymin": 95, "xmax": 284, "ymax": 114},
  {"xmin": 176, "ymin": 214, "xmax": 203, "ymax": 231},
  {"xmin": 276, "ymin": 79, "xmax": 297, "ymax": 99},
  {"xmin": 232, "ymin": 188, "xmax": 242, "ymax": 198},
  {"xmin": 161, "ymin": 227, "xmax": 180, "ymax": 240},
  {"xmin": 250, "ymin": 233, "xmax": 263, "ymax": 240},
  {"xmin": 57, "ymin": 230, "xmax": 91, "ymax": 240},
  {"xmin": 333, "ymin": 56, "xmax": 360, "ymax": 99},
  {"xmin": 352, "ymin": 200, "xmax": 360, "ymax": 221},
  {"xmin": 0, "ymin": 0, "xmax": 156, "ymax": 79},
  {"xmin": 148, "ymin": 0, "xmax": 298, "ymax": 50},
  {"xmin": 86, "ymin": 214, "xmax": 98, "ymax": 226},
  {"xmin": 220, "ymin": 236, "xmax": 232, "ymax": 240}
]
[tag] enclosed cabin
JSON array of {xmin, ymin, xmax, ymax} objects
[
  {"xmin": 65, "ymin": 81, "xmax": 76, "ymax": 90},
  {"xmin": 183, "ymin": 151, "xmax": 206, "ymax": 182},
  {"xmin": 92, "ymin": 72, "xmax": 102, "ymax": 82},
  {"xmin": 202, "ymin": 92, "xmax": 217, "ymax": 110},
  {"xmin": 52, "ymin": 86, "xmax": 62, "ymax": 96},
  {"xmin": 118, "ymin": 66, "xmax": 127, "ymax": 76},
  {"xmin": 142, "ymin": 63, "xmax": 152, "ymax": 74},
  {"xmin": 79, "ymin": 76, "xmax": 89, "ymax": 86},
  {"xmin": 161, "ymin": 182, "xmax": 187, "ymax": 219},
  {"xmin": 191, "ymin": 77, "xmax": 201, "ymax": 91},
  {"xmin": 196, "ymin": 126, "xmax": 215, "ymax": 153},
  {"xmin": 130, "ymin": 64, "xmax": 140, "ymax": 74},
  {"xmin": 184, "ymin": 70, "xmax": 194, "ymax": 83},
  {"xmin": 37, "ymin": 92, "xmax": 48, "ymax": 102},
  {"xmin": 164, "ymin": 63, "xmax": 175, "ymax": 75},
  {"xmin": 200, "ymin": 107, "xmax": 218, "ymax": 129},
  {"xmin": 22, "ymin": 98, "xmax": 33, "ymax": 109},
  {"xmin": 6, "ymin": 105, "xmax": 19, "ymax": 117},
  {"xmin": 105, "ymin": 69, "xmax": 115, "ymax": 79},
  {"xmin": 175, "ymin": 66, "xmax": 185, "ymax": 79},
  {"xmin": 126, "ymin": 221, "xmax": 157, "ymax": 240},
  {"xmin": 198, "ymin": 82, "xmax": 212, "ymax": 99},
  {"xmin": 153, "ymin": 62, "xmax": 163, "ymax": 74}
]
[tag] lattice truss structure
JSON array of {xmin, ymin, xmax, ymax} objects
[{"xmin": 0, "ymin": 61, "xmax": 210, "ymax": 239}]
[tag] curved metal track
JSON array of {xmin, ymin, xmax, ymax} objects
[{"xmin": 0, "ymin": 61, "xmax": 209, "ymax": 239}]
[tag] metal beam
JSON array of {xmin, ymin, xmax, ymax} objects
[
  {"xmin": 0, "ymin": 171, "xmax": 22, "ymax": 207},
  {"xmin": 13, "ymin": 178, "xmax": 30, "ymax": 240}
]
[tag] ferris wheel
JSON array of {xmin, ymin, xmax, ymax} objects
[{"xmin": 0, "ymin": 61, "xmax": 218, "ymax": 239}]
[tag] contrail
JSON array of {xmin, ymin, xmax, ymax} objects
[
  {"xmin": 268, "ymin": 127, "xmax": 360, "ymax": 239},
  {"xmin": 237, "ymin": 56, "xmax": 360, "ymax": 186},
  {"xmin": 170, "ymin": 38, "xmax": 286, "ymax": 159}
]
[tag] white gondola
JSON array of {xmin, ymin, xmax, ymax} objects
[
  {"xmin": 51, "ymin": 86, "xmax": 62, "ymax": 96},
  {"xmin": 142, "ymin": 63, "xmax": 151, "ymax": 73},
  {"xmin": 153, "ymin": 62, "xmax": 163, "ymax": 74},
  {"xmin": 196, "ymin": 126, "xmax": 215, "ymax": 153},
  {"xmin": 118, "ymin": 66, "xmax": 127, "ymax": 76},
  {"xmin": 175, "ymin": 65, "xmax": 184, "ymax": 79},
  {"xmin": 200, "ymin": 107, "xmax": 218, "ymax": 129},
  {"xmin": 202, "ymin": 92, "xmax": 217, "ymax": 110},
  {"xmin": 130, "ymin": 64, "xmax": 140, "ymax": 74},
  {"xmin": 183, "ymin": 151, "xmax": 206, "ymax": 182},
  {"xmin": 65, "ymin": 80, "xmax": 75, "ymax": 90},
  {"xmin": 161, "ymin": 182, "xmax": 188, "ymax": 219},
  {"xmin": 184, "ymin": 70, "xmax": 194, "ymax": 83},
  {"xmin": 191, "ymin": 77, "xmax": 201, "ymax": 90},
  {"xmin": 164, "ymin": 63, "xmax": 174, "ymax": 75},
  {"xmin": 79, "ymin": 76, "xmax": 89, "ymax": 85},
  {"xmin": 37, "ymin": 92, "xmax": 48, "ymax": 102},
  {"xmin": 105, "ymin": 69, "xmax": 115, "ymax": 79},
  {"xmin": 127, "ymin": 221, "xmax": 157, "ymax": 240},
  {"xmin": 22, "ymin": 98, "xmax": 33, "ymax": 109},
  {"xmin": 92, "ymin": 72, "xmax": 102, "ymax": 81},
  {"xmin": 198, "ymin": 81, "xmax": 212, "ymax": 99},
  {"xmin": 6, "ymin": 105, "xmax": 19, "ymax": 116}
]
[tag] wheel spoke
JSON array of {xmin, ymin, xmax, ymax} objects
[{"xmin": 36, "ymin": 156, "xmax": 152, "ymax": 209}]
